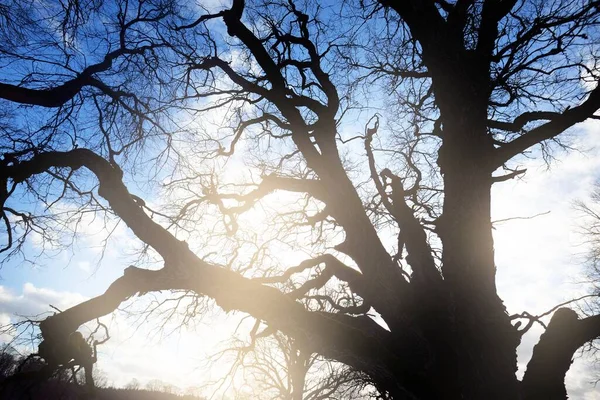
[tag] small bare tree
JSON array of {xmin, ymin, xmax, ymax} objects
[{"xmin": 222, "ymin": 330, "xmax": 370, "ymax": 400}]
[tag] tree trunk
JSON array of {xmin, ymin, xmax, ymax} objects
[{"xmin": 431, "ymin": 114, "xmax": 520, "ymax": 399}]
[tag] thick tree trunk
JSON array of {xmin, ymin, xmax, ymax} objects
[
  {"xmin": 366, "ymin": 144, "xmax": 522, "ymax": 399},
  {"xmin": 431, "ymin": 112, "xmax": 519, "ymax": 399}
]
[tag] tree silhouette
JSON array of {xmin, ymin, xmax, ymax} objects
[
  {"xmin": 1, "ymin": 0, "xmax": 600, "ymax": 399},
  {"xmin": 222, "ymin": 330, "xmax": 370, "ymax": 399},
  {"xmin": 125, "ymin": 379, "xmax": 141, "ymax": 391}
]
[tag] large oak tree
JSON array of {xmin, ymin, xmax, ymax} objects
[{"xmin": 1, "ymin": 0, "xmax": 600, "ymax": 398}]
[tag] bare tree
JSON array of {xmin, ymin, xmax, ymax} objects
[
  {"xmin": 125, "ymin": 378, "xmax": 141, "ymax": 390},
  {"xmin": 221, "ymin": 330, "xmax": 370, "ymax": 400},
  {"xmin": 573, "ymin": 186, "xmax": 600, "ymax": 327},
  {"xmin": 1, "ymin": 0, "xmax": 600, "ymax": 399}
]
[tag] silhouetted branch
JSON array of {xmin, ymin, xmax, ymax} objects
[{"xmin": 493, "ymin": 85, "xmax": 600, "ymax": 166}]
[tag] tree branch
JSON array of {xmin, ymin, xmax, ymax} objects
[
  {"xmin": 487, "ymin": 111, "xmax": 562, "ymax": 132},
  {"xmin": 0, "ymin": 44, "xmax": 161, "ymax": 107},
  {"xmin": 196, "ymin": 1, "xmax": 412, "ymax": 325},
  {"xmin": 4, "ymin": 149, "xmax": 179, "ymax": 262},
  {"xmin": 378, "ymin": 0, "xmax": 447, "ymax": 53},
  {"xmin": 38, "ymin": 263, "xmax": 406, "ymax": 376},
  {"xmin": 493, "ymin": 85, "xmax": 600, "ymax": 167},
  {"xmin": 477, "ymin": 0, "xmax": 519, "ymax": 58},
  {"xmin": 255, "ymin": 254, "xmax": 369, "ymax": 301}
]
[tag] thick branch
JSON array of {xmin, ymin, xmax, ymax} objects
[
  {"xmin": 256, "ymin": 254, "xmax": 369, "ymax": 302},
  {"xmin": 493, "ymin": 85, "xmax": 600, "ymax": 166},
  {"xmin": 5, "ymin": 149, "xmax": 179, "ymax": 261},
  {"xmin": 0, "ymin": 79, "xmax": 89, "ymax": 108},
  {"xmin": 38, "ymin": 263, "xmax": 415, "ymax": 385},
  {"xmin": 477, "ymin": 0, "xmax": 519, "ymax": 58},
  {"xmin": 487, "ymin": 111, "xmax": 562, "ymax": 132},
  {"xmin": 0, "ymin": 45, "xmax": 159, "ymax": 107},
  {"xmin": 364, "ymin": 117, "xmax": 440, "ymax": 284},
  {"xmin": 522, "ymin": 307, "xmax": 600, "ymax": 399},
  {"xmin": 250, "ymin": 175, "xmax": 327, "ymax": 202},
  {"xmin": 446, "ymin": 0, "xmax": 475, "ymax": 40},
  {"xmin": 182, "ymin": 175, "xmax": 326, "ymax": 221},
  {"xmin": 380, "ymin": 168, "xmax": 441, "ymax": 284},
  {"xmin": 378, "ymin": 0, "xmax": 447, "ymax": 53}
]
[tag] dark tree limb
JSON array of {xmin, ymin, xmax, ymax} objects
[
  {"xmin": 5, "ymin": 149, "xmax": 179, "ymax": 262},
  {"xmin": 491, "ymin": 168, "xmax": 526, "ymax": 183},
  {"xmin": 477, "ymin": 0, "xmax": 519, "ymax": 58},
  {"xmin": 38, "ymin": 262, "xmax": 420, "ymax": 393},
  {"xmin": 0, "ymin": 45, "xmax": 161, "ymax": 107},
  {"xmin": 488, "ymin": 111, "xmax": 562, "ymax": 132},
  {"xmin": 493, "ymin": 85, "xmax": 600, "ymax": 167},
  {"xmin": 522, "ymin": 308, "xmax": 592, "ymax": 399},
  {"xmin": 253, "ymin": 254, "xmax": 368, "ymax": 299},
  {"xmin": 377, "ymin": 0, "xmax": 447, "ymax": 54},
  {"xmin": 446, "ymin": 0, "xmax": 475, "ymax": 39}
]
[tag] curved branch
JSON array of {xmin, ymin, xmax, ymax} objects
[
  {"xmin": 255, "ymin": 254, "xmax": 369, "ymax": 301},
  {"xmin": 521, "ymin": 308, "xmax": 582, "ymax": 399},
  {"xmin": 487, "ymin": 111, "xmax": 562, "ymax": 132},
  {"xmin": 522, "ymin": 307, "xmax": 600, "ymax": 399},
  {"xmin": 39, "ymin": 260, "xmax": 424, "ymax": 396},
  {"xmin": 219, "ymin": 114, "xmax": 291, "ymax": 156},
  {"xmin": 5, "ymin": 149, "xmax": 179, "ymax": 261},
  {"xmin": 493, "ymin": 84, "xmax": 600, "ymax": 166},
  {"xmin": 0, "ymin": 44, "xmax": 161, "ymax": 107},
  {"xmin": 0, "ymin": 79, "xmax": 88, "ymax": 108}
]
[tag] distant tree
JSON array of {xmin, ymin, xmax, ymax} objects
[
  {"xmin": 183, "ymin": 386, "xmax": 203, "ymax": 398},
  {"xmin": 1, "ymin": 0, "xmax": 600, "ymax": 399},
  {"xmin": 126, "ymin": 378, "xmax": 141, "ymax": 390},
  {"xmin": 574, "ymin": 185, "xmax": 600, "ymax": 309},
  {"xmin": 0, "ymin": 347, "xmax": 17, "ymax": 379},
  {"xmin": 143, "ymin": 378, "xmax": 179, "ymax": 394},
  {"xmin": 226, "ymin": 331, "xmax": 369, "ymax": 400},
  {"xmin": 160, "ymin": 382, "xmax": 177, "ymax": 395},
  {"xmin": 145, "ymin": 379, "xmax": 167, "ymax": 392},
  {"xmin": 92, "ymin": 368, "xmax": 109, "ymax": 389}
]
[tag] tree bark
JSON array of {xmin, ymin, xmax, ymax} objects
[
  {"xmin": 522, "ymin": 308, "xmax": 581, "ymax": 399},
  {"xmin": 433, "ymin": 109, "xmax": 520, "ymax": 399}
]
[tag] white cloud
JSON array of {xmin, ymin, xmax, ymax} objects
[
  {"xmin": 0, "ymin": 283, "xmax": 88, "ymax": 353},
  {"xmin": 0, "ymin": 283, "xmax": 87, "ymax": 318},
  {"xmin": 77, "ymin": 261, "xmax": 91, "ymax": 273},
  {"xmin": 566, "ymin": 355, "xmax": 600, "ymax": 400}
]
